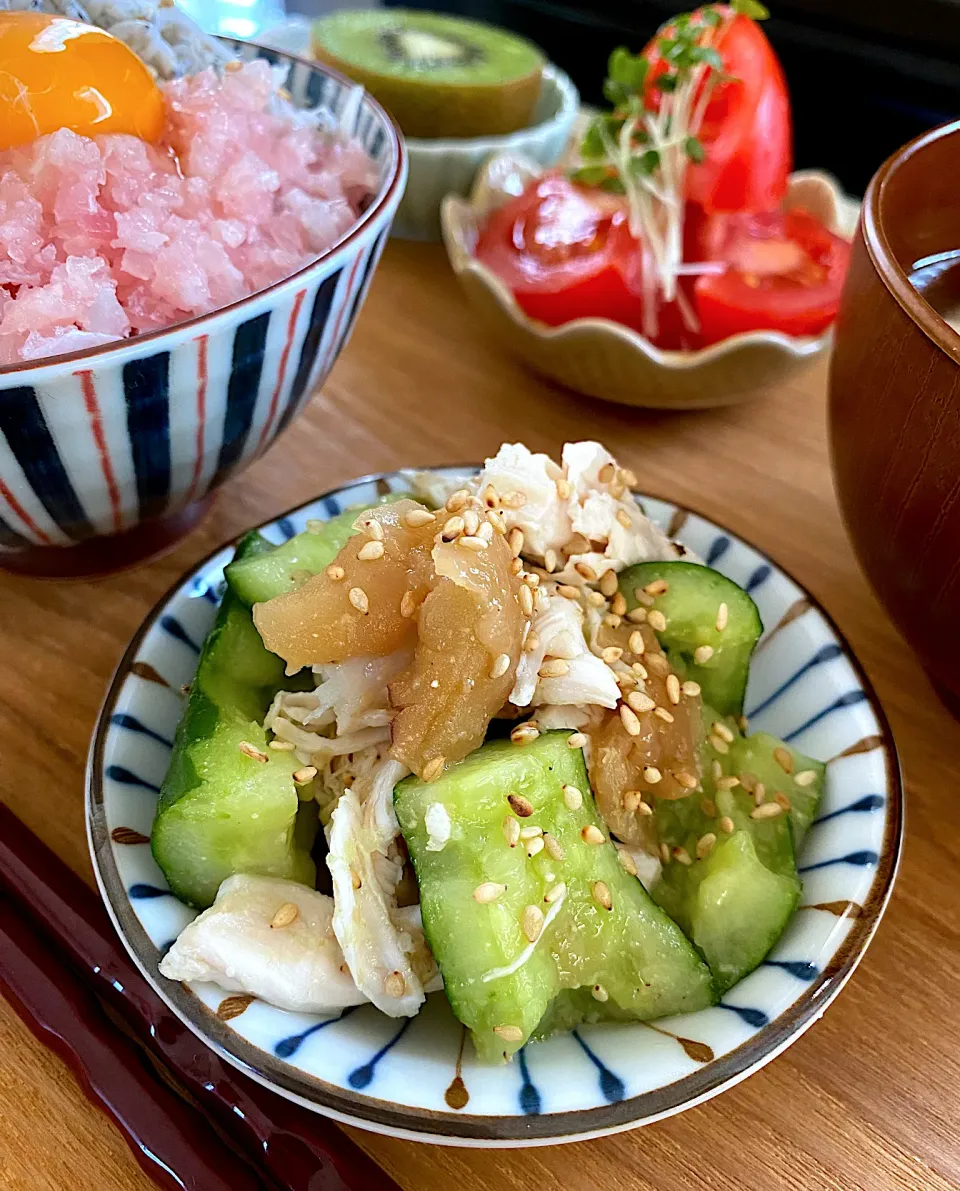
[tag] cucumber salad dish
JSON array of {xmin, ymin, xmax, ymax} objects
[{"xmin": 155, "ymin": 441, "xmax": 828, "ymax": 1064}]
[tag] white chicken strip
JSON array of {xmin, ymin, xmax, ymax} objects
[
  {"xmin": 474, "ymin": 442, "xmax": 572, "ymax": 558},
  {"xmin": 510, "ymin": 592, "xmax": 620, "ymax": 711},
  {"xmin": 326, "ymin": 759, "xmax": 437, "ymax": 1017},
  {"xmin": 159, "ymin": 874, "xmax": 367, "ymax": 1015}
]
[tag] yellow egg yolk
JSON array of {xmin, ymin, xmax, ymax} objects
[{"xmin": 0, "ymin": 12, "xmax": 165, "ymax": 150}]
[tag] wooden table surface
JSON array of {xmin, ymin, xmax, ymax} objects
[{"xmin": 1, "ymin": 240, "xmax": 958, "ymax": 1191}]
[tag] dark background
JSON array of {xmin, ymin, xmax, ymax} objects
[{"xmin": 385, "ymin": 0, "xmax": 960, "ymax": 196}]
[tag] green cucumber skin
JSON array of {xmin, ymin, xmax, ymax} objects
[
  {"xmin": 224, "ymin": 494, "xmax": 409, "ymax": 607},
  {"xmin": 731, "ymin": 733, "xmax": 825, "ymax": 850},
  {"xmin": 152, "ymin": 531, "xmax": 315, "ymax": 909},
  {"xmin": 619, "ymin": 560, "xmax": 763, "ymax": 716},
  {"xmin": 395, "ymin": 733, "xmax": 715, "ymax": 1063},
  {"xmin": 653, "ymin": 707, "xmax": 802, "ymax": 992}
]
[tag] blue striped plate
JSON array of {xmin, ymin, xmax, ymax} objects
[{"xmin": 86, "ymin": 468, "xmax": 902, "ymax": 1146}]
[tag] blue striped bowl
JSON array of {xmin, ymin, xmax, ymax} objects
[
  {"xmin": 0, "ymin": 44, "xmax": 405, "ymax": 572},
  {"xmin": 87, "ymin": 468, "xmax": 902, "ymax": 1146}
]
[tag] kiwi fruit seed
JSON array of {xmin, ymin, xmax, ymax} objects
[{"xmin": 312, "ymin": 9, "xmax": 545, "ymax": 140}]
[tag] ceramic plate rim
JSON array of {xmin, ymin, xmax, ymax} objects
[{"xmin": 86, "ymin": 469, "xmax": 904, "ymax": 1145}]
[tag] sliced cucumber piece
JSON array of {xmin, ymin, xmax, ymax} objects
[
  {"xmin": 395, "ymin": 732, "xmax": 715, "ymax": 1063},
  {"xmin": 652, "ymin": 706, "xmax": 800, "ymax": 992},
  {"xmin": 619, "ymin": 560, "xmax": 762, "ymax": 716},
  {"xmin": 152, "ymin": 532, "xmax": 315, "ymax": 908},
  {"xmin": 225, "ymin": 494, "xmax": 408, "ymax": 607},
  {"xmin": 730, "ymin": 732, "xmax": 825, "ymax": 851}
]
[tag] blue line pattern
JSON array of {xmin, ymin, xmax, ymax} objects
[
  {"xmin": 764, "ymin": 960, "xmax": 819, "ymax": 982},
  {"xmin": 105, "ymin": 766, "xmax": 160, "ymax": 793},
  {"xmin": 783, "ymin": 690, "xmax": 868, "ymax": 743},
  {"xmin": 719, "ymin": 1003, "xmax": 770, "ymax": 1028},
  {"xmin": 159, "ymin": 615, "xmax": 201, "ymax": 653},
  {"xmin": 517, "ymin": 1048, "xmax": 541, "ymax": 1115},
  {"xmin": 746, "ymin": 564, "xmax": 772, "ymax": 593},
  {"xmin": 747, "ymin": 643, "xmax": 843, "ymax": 718},
  {"xmin": 275, "ymin": 1007, "xmax": 355, "ymax": 1060},
  {"xmin": 573, "ymin": 1031, "xmax": 626, "ymax": 1103},
  {"xmin": 706, "ymin": 536, "xmax": 730, "ymax": 566},
  {"xmin": 799, "ymin": 850, "xmax": 879, "ymax": 874},
  {"xmin": 348, "ymin": 1019, "xmax": 411, "ymax": 1088},
  {"xmin": 814, "ymin": 794, "xmax": 885, "ymax": 826},
  {"xmin": 110, "ymin": 713, "xmax": 173, "ymax": 748},
  {"xmin": 129, "ymin": 883, "xmax": 170, "ymax": 900}
]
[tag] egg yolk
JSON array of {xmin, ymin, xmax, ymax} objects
[{"xmin": 0, "ymin": 12, "xmax": 165, "ymax": 150}]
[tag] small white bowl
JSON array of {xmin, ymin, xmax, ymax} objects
[
  {"xmin": 395, "ymin": 65, "xmax": 579, "ymax": 241},
  {"xmin": 441, "ymin": 152, "xmax": 860, "ymax": 409}
]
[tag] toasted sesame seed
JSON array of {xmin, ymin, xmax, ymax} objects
[
  {"xmin": 601, "ymin": 646, "xmax": 623, "ymax": 664},
  {"xmin": 526, "ymin": 837, "xmax": 545, "ymax": 858},
  {"xmin": 603, "ymin": 613, "xmax": 623, "ymax": 629},
  {"xmin": 519, "ymin": 825, "xmax": 543, "ymax": 840},
  {"xmin": 509, "ymin": 556, "xmax": 523, "ymax": 576},
  {"xmin": 384, "ymin": 971, "xmax": 407, "ymax": 999},
  {"xmin": 581, "ymin": 824, "xmax": 605, "ymax": 845},
  {"xmin": 660, "ymin": 842, "xmax": 671, "ymax": 863},
  {"xmin": 269, "ymin": 739, "xmax": 296, "ymax": 751},
  {"xmin": 773, "ymin": 747, "xmax": 794, "ymax": 774},
  {"xmin": 592, "ymin": 880, "xmax": 613, "ymax": 909},
  {"xmin": 567, "ymin": 732, "xmax": 588, "ymax": 749},
  {"xmin": 293, "ymin": 766, "xmax": 318, "ymax": 785},
  {"xmin": 523, "ymin": 632, "xmax": 541, "ymax": 654},
  {"xmin": 462, "ymin": 508, "xmax": 481, "ymax": 536},
  {"xmin": 539, "ymin": 548, "xmax": 557, "ymax": 574},
  {"xmin": 696, "ymin": 832, "xmax": 717, "ymax": 859},
  {"xmin": 575, "ymin": 561, "xmax": 598, "ymax": 582},
  {"xmin": 239, "ymin": 741, "xmax": 268, "ymax": 763},
  {"xmin": 459, "ymin": 535, "xmax": 488, "ymax": 552},
  {"xmin": 522, "ymin": 904, "xmax": 545, "ymax": 942},
  {"xmin": 626, "ymin": 607, "xmax": 648, "ymax": 624},
  {"xmin": 636, "ymin": 799, "xmax": 653, "ymax": 816},
  {"xmin": 557, "ymin": 584, "xmax": 580, "ymax": 600},
  {"xmin": 503, "ymin": 795, "xmax": 534, "ymax": 822},
  {"xmin": 477, "ymin": 520, "xmax": 495, "ymax": 545},
  {"xmin": 348, "ymin": 587, "xmax": 369, "ymax": 614},
  {"xmin": 616, "ymin": 509, "xmax": 632, "ymax": 529},
  {"xmin": 490, "ymin": 653, "xmax": 512, "ymax": 679},
  {"xmin": 620, "ymin": 703, "xmax": 642, "ymax": 736},
  {"xmin": 616, "ymin": 851, "xmax": 639, "ymax": 881},
  {"xmin": 522, "ymin": 569, "xmax": 540, "ymax": 587},
  {"xmin": 404, "ymin": 508, "xmax": 436, "ymax": 528},
  {"xmin": 363, "ymin": 517, "xmax": 384, "ymax": 541},
  {"xmin": 555, "ymin": 476, "xmax": 572, "ymax": 499},
  {"xmin": 712, "ymin": 721, "xmax": 735, "ymax": 743},
  {"xmin": 632, "ymin": 661, "xmax": 649, "ymax": 679},
  {"xmin": 694, "ymin": 644, "xmax": 714, "ymax": 664},
  {"xmin": 517, "ymin": 586, "xmax": 536, "ymax": 619},
  {"xmin": 616, "ymin": 672, "xmax": 637, "ymax": 691},
  {"xmin": 673, "ymin": 847, "xmax": 693, "ymax": 866},
  {"xmin": 715, "ymin": 602, "xmax": 729, "ymax": 632},
  {"xmin": 507, "ymin": 527, "xmax": 524, "ymax": 558},
  {"xmin": 598, "ymin": 569, "xmax": 618, "ymax": 598},
  {"xmin": 326, "ymin": 564, "xmax": 345, "ymax": 581},
  {"xmin": 503, "ymin": 816, "xmax": 521, "ymax": 847},
  {"xmin": 502, "ymin": 490, "xmax": 528, "ymax": 509},
  {"xmin": 544, "ymin": 881, "xmax": 566, "ymax": 904},
  {"xmin": 751, "ymin": 802, "xmax": 783, "ymax": 820},
  {"xmin": 446, "ymin": 489, "xmax": 471, "ymax": 512},
  {"xmin": 357, "ymin": 539, "xmax": 384, "ymax": 561},
  {"xmin": 619, "ymin": 466, "xmax": 637, "ymax": 488},
  {"xmin": 633, "ymin": 588, "xmax": 655, "ymax": 606},
  {"xmin": 628, "ymin": 690, "xmax": 655, "ymax": 715},
  {"xmin": 700, "ymin": 797, "xmax": 717, "ymax": 817},
  {"xmin": 675, "ymin": 771, "xmax": 698, "ymax": 790},
  {"xmin": 623, "ymin": 790, "xmax": 642, "ymax": 812},
  {"xmin": 493, "ymin": 1024, "xmax": 524, "ymax": 1042},
  {"xmin": 628, "ymin": 630, "xmax": 645, "ymax": 655},
  {"xmin": 423, "ymin": 756, "xmax": 445, "ymax": 783},
  {"xmin": 647, "ymin": 653, "xmax": 670, "ymax": 675},
  {"xmin": 740, "ymin": 772, "xmax": 758, "ymax": 792},
  {"xmin": 655, "ymin": 707, "xmax": 675, "ymax": 724},
  {"xmin": 270, "ymin": 901, "xmax": 299, "ymax": 929},
  {"xmin": 753, "ymin": 782, "xmax": 767, "ymax": 806},
  {"xmin": 647, "ymin": 609, "xmax": 667, "ymax": 632},
  {"xmin": 539, "ymin": 658, "xmax": 570, "ymax": 678},
  {"xmin": 592, "ymin": 983, "xmax": 610, "ymax": 1002},
  {"xmin": 562, "ymin": 784, "xmax": 583, "ymax": 810},
  {"xmin": 716, "ymin": 775, "xmax": 740, "ymax": 790},
  {"xmin": 709, "ymin": 733, "xmax": 729, "ymax": 754},
  {"xmin": 738, "ymin": 715, "xmax": 750, "ymax": 733},
  {"xmin": 487, "ymin": 509, "xmax": 507, "ymax": 534},
  {"xmin": 666, "ymin": 674, "xmax": 681, "ymax": 705},
  {"xmin": 473, "ymin": 882, "xmax": 507, "ymax": 903},
  {"xmin": 795, "ymin": 769, "xmax": 818, "ymax": 787},
  {"xmin": 543, "ymin": 832, "xmax": 566, "ymax": 861},
  {"xmin": 350, "ymin": 868, "xmax": 362, "ymax": 890},
  {"xmin": 711, "ymin": 759, "xmax": 723, "ymax": 783},
  {"xmin": 611, "ymin": 592, "xmax": 627, "ymax": 617},
  {"xmin": 400, "ymin": 589, "xmax": 419, "ymax": 618},
  {"xmin": 682, "ymin": 680, "xmax": 701, "ymax": 697},
  {"xmin": 644, "ymin": 579, "xmax": 670, "ymax": 596},
  {"xmin": 719, "ymin": 815, "xmax": 735, "ymax": 834},
  {"xmin": 643, "ymin": 765, "xmax": 662, "ymax": 785},
  {"xmin": 482, "ymin": 483, "xmax": 499, "ymax": 508},
  {"xmin": 441, "ymin": 515, "xmax": 465, "ymax": 540},
  {"xmin": 775, "ymin": 792, "xmax": 792, "ymax": 812},
  {"xmin": 598, "ymin": 461, "xmax": 616, "ymax": 484}
]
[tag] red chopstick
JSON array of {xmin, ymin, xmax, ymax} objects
[
  {"xmin": 0, "ymin": 893, "xmax": 267, "ymax": 1191},
  {"xmin": 0, "ymin": 804, "xmax": 400, "ymax": 1191}
]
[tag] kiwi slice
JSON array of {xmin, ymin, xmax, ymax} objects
[{"xmin": 312, "ymin": 9, "xmax": 545, "ymax": 140}]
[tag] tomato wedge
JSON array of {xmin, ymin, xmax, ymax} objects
[
  {"xmin": 694, "ymin": 208, "xmax": 851, "ymax": 342},
  {"xmin": 644, "ymin": 6, "xmax": 791, "ymax": 212},
  {"xmin": 474, "ymin": 173, "xmax": 698, "ymax": 348}
]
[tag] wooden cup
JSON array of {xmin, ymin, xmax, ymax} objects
[{"xmin": 829, "ymin": 119, "xmax": 960, "ymax": 710}]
